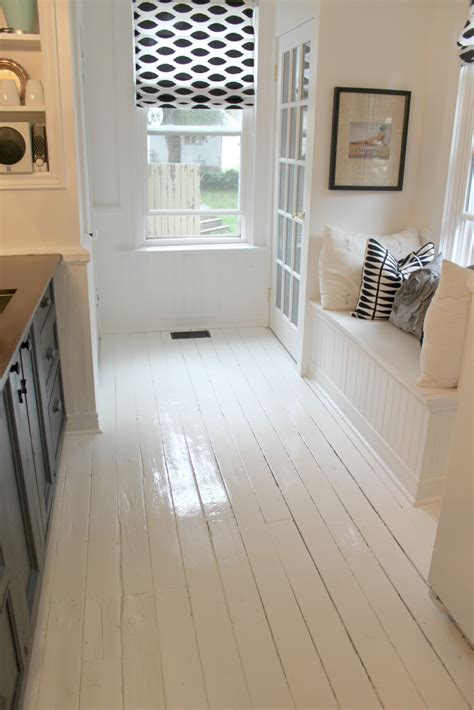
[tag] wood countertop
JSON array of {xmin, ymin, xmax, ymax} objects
[{"xmin": 0, "ymin": 254, "xmax": 61, "ymax": 385}]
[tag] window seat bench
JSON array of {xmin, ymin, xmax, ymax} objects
[{"xmin": 307, "ymin": 302, "xmax": 458, "ymax": 504}]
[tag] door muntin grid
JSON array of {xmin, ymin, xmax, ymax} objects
[{"xmin": 275, "ymin": 41, "xmax": 310, "ymax": 328}]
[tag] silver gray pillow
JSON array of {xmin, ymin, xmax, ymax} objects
[{"xmin": 389, "ymin": 253, "xmax": 443, "ymax": 340}]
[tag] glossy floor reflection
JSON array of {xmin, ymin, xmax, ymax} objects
[{"xmin": 24, "ymin": 328, "xmax": 472, "ymax": 709}]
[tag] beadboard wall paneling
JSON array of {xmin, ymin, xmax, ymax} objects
[
  {"xmin": 95, "ymin": 246, "xmax": 269, "ymax": 335},
  {"xmin": 308, "ymin": 305, "xmax": 458, "ymax": 504},
  {"xmin": 53, "ymin": 253, "xmax": 100, "ymax": 433}
]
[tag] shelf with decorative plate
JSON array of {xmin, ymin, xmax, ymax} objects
[{"xmin": 0, "ymin": 33, "xmax": 41, "ymax": 48}]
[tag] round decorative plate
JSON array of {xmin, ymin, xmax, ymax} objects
[{"xmin": 0, "ymin": 57, "xmax": 29, "ymax": 100}]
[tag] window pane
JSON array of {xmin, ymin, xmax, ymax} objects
[
  {"xmin": 285, "ymin": 219, "xmax": 293, "ymax": 266},
  {"xmin": 147, "ymin": 214, "xmax": 240, "ymax": 239},
  {"xmin": 299, "ymin": 107, "xmax": 308, "ymax": 160},
  {"xmin": 466, "ymin": 156, "xmax": 474, "ymax": 214},
  {"xmin": 148, "ymin": 134, "xmax": 240, "ymax": 213},
  {"xmin": 289, "ymin": 107, "xmax": 297, "ymax": 159},
  {"xmin": 294, "ymin": 223, "xmax": 302, "ymax": 275},
  {"xmin": 279, "ymin": 163, "xmax": 286, "ymax": 210},
  {"xmin": 278, "ymin": 215, "xmax": 284, "ymax": 260},
  {"xmin": 282, "ymin": 51, "xmax": 290, "ymax": 103},
  {"xmin": 283, "ymin": 269, "xmax": 290, "ymax": 316},
  {"xmin": 287, "ymin": 164, "xmax": 295, "ymax": 214},
  {"xmin": 291, "ymin": 277, "xmax": 300, "ymax": 326},
  {"xmin": 302, "ymin": 43, "xmax": 311, "ymax": 100},
  {"xmin": 291, "ymin": 46, "xmax": 301, "ymax": 102},
  {"xmin": 147, "ymin": 108, "xmax": 242, "ymax": 131},
  {"xmin": 276, "ymin": 264, "xmax": 283, "ymax": 309},
  {"xmin": 296, "ymin": 166, "xmax": 305, "ymax": 213},
  {"xmin": 280, "ymin": 108, "xmax": 288, "ymax": 158}
]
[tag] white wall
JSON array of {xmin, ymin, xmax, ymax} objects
[
  {"xmin": 83, "ymin": 0, "xmax": 464, "ymax": 337},
  {"xmin": 82, "ymin": 0, "xmax": 271, "ymax": 335},
  {"xmin": 306, "ymin": 0, "xmax": 464, "ymax": 306}
]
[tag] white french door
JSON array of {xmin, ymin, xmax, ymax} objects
[{"xmin": 270, "ymin": 21, "xmax": 315, "ymax": 360}]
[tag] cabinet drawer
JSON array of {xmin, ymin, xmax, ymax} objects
[
  {"xmin": 39, "ymin": 309, "xmax": 59, "ymax": 396},
  {"xmin": 48, "ymin": 368, "xmax": 65, "ymax": 463},
  {"xmin": 35, "ymin": 282, "xmax": 54, "ymax": 334}
]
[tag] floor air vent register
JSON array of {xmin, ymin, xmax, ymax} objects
[{"xmin": 170, "ymin": 330, "xmax": 211, "ymax": 340}]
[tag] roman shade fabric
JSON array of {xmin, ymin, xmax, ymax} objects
[
  {"xmin": 133, "ymin": 0, "xmax": 256, "ymax": 109},
  {"xmin": 458, "ymin": 1, "xmax": 474, "ymax": 65}
]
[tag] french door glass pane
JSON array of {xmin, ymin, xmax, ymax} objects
[
  {"xmin": 291, "ymin": 277, "xmax": 300, "ymax": 326},
  {"xmin": 299, "ymin": 107, "xmax": 308, "ymax": 160},
  {"xmin": 283, "ymin": 269, "xmax": 291, "ymax": 316},
  {"xmin": 276, "ymin": 264, "xmax": 282, "ymax": 308},
  {"xmin": 291, "ymin": 47, "xmax": 301, "ymax": 101},
  {"xmin": 296, "ymin": 166, "xmax": 305, "ymax": 213},
  {"xmin": 285, "ymin": 220, "xmax": 293, "ymax": 266},
  {"xmin": 289, "ymin": 107, "xmax": 297, "ymax": 159},
  {"xmin": 278, "ymin": 163, "xmax": 286, "ymax": 210},
  {"xmin": 287, "ymin": 164, "xmax": 295, "ymax": 214},
  {"xmin": 278, "ymin": 215, "xmax": 284, "ymax": 260},
  {"xmin": 280, "ymin": 108, "xmax": 288, "ymax": 157},
  {"xmin": 294, "ymin": 223, "xmax": 302, "ymax": 275},
  {"xmin": 282, "ymin": 51, "xmax": 290, "ymax": 103},
  {"xmin": 302, "ymin": 43, "xmax": 311, "ymax": 99}
]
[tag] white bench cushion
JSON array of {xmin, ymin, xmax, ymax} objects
[{"xmin": 312, "ymin": 303, "xmax": 457, "ymax": 412}]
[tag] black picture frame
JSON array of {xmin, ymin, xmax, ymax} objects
[{"xmin": 329, "ymin": 87, "xmax": 411, "ymax": 191}]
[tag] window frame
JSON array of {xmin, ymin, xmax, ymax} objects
[
  {"xmin": 136, "ymin": 107, "xmax": 255, "ymax": 247},
  {"xmin": 440, "ymin": 66, "xmax": 474, "ymax": 266}
]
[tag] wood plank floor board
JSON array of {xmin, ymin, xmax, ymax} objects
[
  {"xmin": 23, "ymin": 327, "xmax": 472, "ymax": 710},
  {"xmin": 145, "ymin": 332, "xmax": 254, "ymax": 710},
  {"xmin": 249, "ymin": 326, "xmax": 438, "ymax": 544},
  {"xmin": 129, "ymin": 334, "xmax": 209, "ymax": 708},
  {"xmin": 241, "ymin": 327, "xmax": 472, "ymax": 701},
  {"xmin": 114, "ymin": 335, "xmax": 155, "ymax": 597},
  {"xmin": 179, "ymin": 336, "xmax": 338, "ymax": 710},
  {"xmin": 209, "ymin": 328, "xmax": 458, "ymax": 709}
]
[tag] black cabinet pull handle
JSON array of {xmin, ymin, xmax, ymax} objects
[
  {"xmin": 53, "ymin": 399, "xmax": 62, "ymax": 413},
  {"xmin": 46, "ymin": 346, "xmax": 56, "ymax": 361},
  {"xmin": 20, "ymin": 378, "xmax": 27, "ymax": 395},
  {"xmin": 41, "ymin": 296, "xmax": 51, "ymax": 309},
  {"xmin": 10, "ymin": 361, "xmax": 20, "ymax": 375},
  {"xmin": 21, "ymin": 339, "xmax": 30, "ymax": 351},
  {"xmin": 17, "ymin": 389, "xmax": 25, "ymax": 404}
]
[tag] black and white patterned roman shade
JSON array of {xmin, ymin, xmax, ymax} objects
[
  {"xmin": 133, "ymin": 0, "xmax": 256, "ymax": 108},
  {"xmin": 352, "ymin": 239, "xmax": 435, "ymax": 320},
  {"xmin": 458, "ymin": 1, "xmax": 474, "ymax": 65}
]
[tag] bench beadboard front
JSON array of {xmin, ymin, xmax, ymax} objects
[{"xmin": 308, "ymin": 303, "xmax": 458, "ymax": 504}]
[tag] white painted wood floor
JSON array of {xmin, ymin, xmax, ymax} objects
[{"xmin": 24, "ymin": 328, "xmax": 473, "ymax": 710}]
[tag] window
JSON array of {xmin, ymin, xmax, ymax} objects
[
  {"xmin": 143, "ymin": 108, "xmax": 251, "ymax": 243},
  {"xmin": 440, "ymin": 67, "xmax": 474, "ymax": 266}
]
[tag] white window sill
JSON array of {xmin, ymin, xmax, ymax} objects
[{"xmin": 121, "ymin": 243, "xmax": 268, "ymax": 255}]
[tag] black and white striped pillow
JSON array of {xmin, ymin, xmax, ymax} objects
[{"xmin": 352, "ymin": 239, "xmax": 435, "ymax": 320}]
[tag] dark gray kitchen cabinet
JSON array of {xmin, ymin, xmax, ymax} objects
[
  {"xmin": 0, "ymin": 277, "xmax": 65, "ymax": 710},
  {"xmin": 0, "ymin": 396, "xmax": 34, "ymax": 710}
]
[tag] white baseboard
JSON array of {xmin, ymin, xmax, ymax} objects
[
  {"xmin": 66, "ymin": 412, "xmax": 101, "ymax": 435},
  {"xmin": 100, "ymin": 312, "xmax": 269, "ymax": 336}
]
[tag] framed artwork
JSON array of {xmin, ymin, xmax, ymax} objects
[{"xmin": 329, "ymin": 87, "xmax": 411, "ymax": 191}]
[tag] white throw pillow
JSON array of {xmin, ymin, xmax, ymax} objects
[
  {"xmin": 319, "ymin": 225, "xmax": 421, "ymax": 310},
  {"xmin": 418, "ymin": 260, "xmax": 474, "ymax": 389}
]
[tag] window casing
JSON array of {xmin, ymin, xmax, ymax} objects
[{"xmin": 440, "ymin": 66, "xmax": 474, "ymax": 266}]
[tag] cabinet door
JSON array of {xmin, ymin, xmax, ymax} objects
[
  {"xmin": 20, "ymin": 333, "xmax": 54, "ymax": 531},
  {"xmin": 0, "ymin": 575, "xmax": 25, "ymax": 710},
  {"xmin": 5, "ymin": 359, "xmax": 45, "ymax": 572},
  {"xmin": 0, "ymin": 394, "xmax": 35, "ymax": 710}
]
